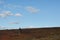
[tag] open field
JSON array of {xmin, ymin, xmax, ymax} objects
[{"xmin": 0, "ymin": 27, "xmax": 60, "ymax": 40}]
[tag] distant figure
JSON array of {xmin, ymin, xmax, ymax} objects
[{"xmin": 19, "ymin": 28, "xmax": 22, "ymax": 33}]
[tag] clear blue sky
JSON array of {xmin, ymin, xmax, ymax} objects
[{"xmin": 0, "ymin": 0, "xmax": 60, "ymax": 29}]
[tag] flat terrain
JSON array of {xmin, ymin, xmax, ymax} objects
[{"xmin": 0, "ymin": 27, "xmax": 60, "ymax": 40}]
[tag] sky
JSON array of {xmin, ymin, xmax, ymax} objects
[{"xmin": 0, "ymin": 0, "xmax": 60, "ymax": 29}]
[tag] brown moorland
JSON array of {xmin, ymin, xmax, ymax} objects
[{"xmin": 0, "ymin": 27, "xmax": 60, "ymax": 40}]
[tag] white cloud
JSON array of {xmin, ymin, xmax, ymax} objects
[
  {"xmin": 4, "ymin": 11, "xmax": 13, "ymax": 15},
  {"xmin": 0, "ymin": 11, "xmax": 22, "ymax": 18},
  {"xmin": 15, "ymin": 13, "xmax": 22, "ymax": 16},
  {"xmin": 25, "ymin": 6, "xmax": 40, "ymax": 13},
  {"xmin": 0, "ymin": 26, "xmax": 6, "ymax": 30},
  {"xmin": 28, "ymin": 26, "xmax": 34, "ymax": 28},
  {"xmin": 0, "ymin": 11, "xmax": 13, "ymax": 18},
  {"xmin": 9, "ymin": 22, "xmax": 20, "ymax": 24},
  {"xmin": 39, "ymin": 26, "xmax": 58, "ymax": 28},
  {"xmin": 22, "ymin": 26, "xmax": 36, "ymax": 28},
  {"xmin": 0, "ymin": 13, "xmax": 6, "ymax": 17},
  {"xmin": 22, "ymin": 26, "xmax": 56, "ymax": 28}
]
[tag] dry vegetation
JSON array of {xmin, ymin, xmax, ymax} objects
[{"xmin": 0, "ymin": 27, "xmax": 60, "ymax": 40}]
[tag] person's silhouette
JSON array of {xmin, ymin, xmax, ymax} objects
[{"xmin": 19, "ymin": 28, "xmax": 22, "ymax": 33}]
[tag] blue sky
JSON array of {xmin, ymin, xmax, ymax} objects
[{"xmin": 0, "ymin": 0, "xmax": 60, "ymax": 29}]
